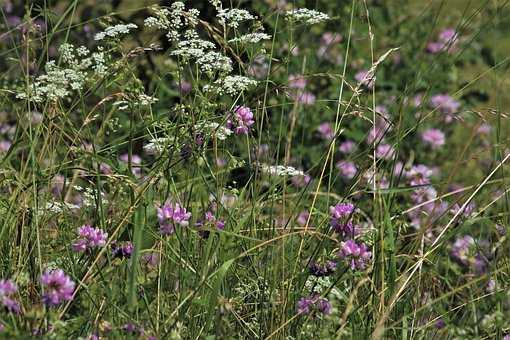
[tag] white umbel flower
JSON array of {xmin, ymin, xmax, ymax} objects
[
  {"xmin": 285, "ymin": 8, "xmax": 329, "ymax": 24},
  {"xmin": 217, "ymin": 8, "xmax": 255, "ymax": 28},
  {"xmin": 260, "ymin": 164, "xmax": 305, "ymax": 177},
  {"xmin": 94, "ymin": 23, "xmax": 137, "ymax": 41},
  {"xmin": 229, "ymin": 33, "xmax": 271, "ymax": 44},
  {"xmin": 206, "ymin": 75, "xmax": 257, "ymax": 95}
]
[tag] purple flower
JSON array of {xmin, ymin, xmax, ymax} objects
[
  {"xmin": 355, "ymin": 70, "xmax": 375, "ymax": 89},
  {"xmin": 196, "ymin": 211, "xmax": 225, "ymax": 238},
  {"xmin": 157, "ymin": 202, "xmax": 192, "ymax": 235},
  {"xmin": 317, "ymin": 122, "xmax": 334, "ymax": 140},
  {"xmin": 288, "ymin": 74, "xmax": 307, "ymax": 89},
  {"xmin": 296, "ymin": 210, "xmax": 310, "ymax": 227},
  {"xmin": 430, "ymin": 94, "xmax": 460, "ymax": 122},
  {"xmin": 376, "ymin": 143, "xmax": 395, "ymax": 160},
  {"xmin": 119, "ymin": 153, "xmax": 142, "ymax": 177},
  {"xmin": 407, "ymin": 164, "xmax": 434, "ymax": 186},
  {"xmin": 112, "ymin": 241, "xmax": 134, "ymax": 259},
  {"xmin": 427, "ymin": 28, "xmax": 458, "ymax": 54},
  {"xmin": 336, "ymin": 160, "xmax": 357, "ymax": 179},
  {"xmin": 292, "ymin": 91, "xmax": 316, "ymax": 105},
  {"xmin": 330, "ymin": 203, "xmax": 357, "ymax": 237},
  {"xmin": 338, "ymin": 240, "xmax": 372, "ymax": 270},
  {"xmin": 72, "ymin": 225, "xmax": 108, "ymax": 253},
  {"xmin": 309, "ymin": 260, "xmax": 337, "ymax": 277},
  {"xmin": 41, "ymin": 269, "xmax": 75, "ymax": 306},
  {"xmin": 291, "ymin": 174, "xmax": 311, "ymax": 188},
  {"xmin": 339, "ymin": 140, "xmax": 356, "ymax": 154},
  {"xmin": 228, "ymin": 106, "xmax": 255, "ymax": 135},
  {"xmin": 297, "ymin": 294, "xmax": 332, "ymax": 316},
  {"xmin": 0, "ymin": 279, "xmax": 20, "ymax": 313},
  {"xmin": 421, "ymin": 129, "xmax": 445, "ymax": 149},
  {"xmin": 434, "ymin": 319, "xmax": 446, "ymax": 329},
  {"xmin": 450, "ymin": 235, "xmax": 489, "ymax": 274},
  {"xmin": 0, "ymin": 140, "xmax": 11, "ymax": 153}
]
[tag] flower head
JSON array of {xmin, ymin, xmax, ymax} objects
[
  {"xmin": 297, "ymin": 294, "xmax": 332, "ymax": 316},
  {"xmin": 227, "ymin": 106, "xmax": 255, "ymax": 135},
  {"xmin": 338, "ymin": 240, "xmax": 372, "ymax": 270},
  {"xmin": 157, "ymin": 202, "xmax": 192, "ymax": 235},
  {"xmin": 421, "ymin": 128, "xmax": 445, "ymax": 149},
  {"xmin": 336, "ymin": 160, "xmax": 357, "ymax": 179},
  {"xmin": 0, "ymin": 279, "xmax": 20, "ymax": 313},
  {"xmin": 41, "ymin": 269, "xmax": 75, "ymax": 306},
  {"xmin": 72, "ymin": 225, "xmax": 108, "ymax": 253}
]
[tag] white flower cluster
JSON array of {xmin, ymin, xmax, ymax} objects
[
  {"xmin": 229, "ymin": 32, "xmax": 271, "ymax": 44},
  {"xmin": 194, "ymin": 122, "xmax": 233, "ymax": 140},
  {"xmin": 285, "ymin": 8, "xmax": 330, "ymax": 24},
  {"xmin": 205, "ymin": 75, "xmax": 257, "ymax": 95},
  {"xmin": 196, "ymin": 51, "xmax": 233, "ymax": 74},
  {"xmin": 260, "ymin": 164, "xmax": 305, "ymax": 177},
  {"xmin": 137, "ymin": 94, "xmax": 158, "ymax": 106},
  {"xmin": 94, "ymin": 23, "xmax": 138, "ymax": 41},
  {"xmin": 144, "ymin": 137, "xmax": 173, "ymax": 154},
  {"xmin": 17, "ymin": 44, "xmax": 109, "ymax": 102},
  {"xmin": 144, "ymin": 3, "xmax": 199, "ymax": 42},
  {"xmin": 217, "ymin": 8, "xmax": 255, "ymax": 28},
  {"xmin": 74, "ymin": 185, "xmax": 108, "ymax": 207},
  {"xmin": 42, "ymin": 201, "xmax": 80, "ymax": 214}
]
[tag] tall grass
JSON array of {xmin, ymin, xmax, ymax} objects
[{"xmin": 0, "ymin": 0, "xmax": 509, "ymax": 339}]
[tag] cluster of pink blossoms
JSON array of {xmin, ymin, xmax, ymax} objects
[
  {"xmin": 227, "ymin": 106, "xmax": 255, "ymax": 135},
  {"xmin": 41, "ymin": 269, "xmax": 75, "ymax": 306},
  {"xmin": 157, "ymin": 202, "xmax": 192, "ymax": 235},
  {"xmin": 72, "ymin": 225, "xmax": 108, "ymax": 253}
]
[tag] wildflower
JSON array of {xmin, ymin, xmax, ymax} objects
[
  {"xmin": 296, "ymin": 294, "xmax": 332, "ymax": 316},
  {"xmin": 338, "ymin": 239, "xmax": 372, "ymax": 270},
  {"xmin": 157, "ymin": 202, "xmax": 192, "ymax": 235},
  {"xmin": 112, "ymin": 242, "xmax": 134, "ymax": 259},
  {"xmin": 119, "ymin": 153, "xmax": 142, "ymax": 177},
  {"xmin": 339, "ymin": 140, "xmax": 357, "ymax": 154},
  {"xmin": 309, "ymin": 260, "xmax": 337, "ymax": 277},
  {"xmin": 0, "ymin": 140, "xmax": 11, "ymax": 153},
  {"xmin": 477, "ymin": 123, "xmax": 492, "ymax": 135},
  {"xmin": 421, "ymin": 128, "xmax": 445, "ymax": 149},
  {"xmin": 450, "ymin": 201, "xmax": 476, "ymax": 218},
  {"xmin": 317, "ymin": 122, "xmax": 334, "ymax": 140},
  {"xmin": 296, "ymin": 210, "xmax": 310, "ymax": 227},
  {"xmin": 376, "ymin": 143, "xmax": 395, "ymax": 160},
  {"xmin": 0, "ymin": 279, "xmax": 20, "ymax": 313},
  {"xmin": 229, "ymin": 32, "xmax": 271, "ymax": 44},
  {"xmin": 285, "ymin": 8, "xmax": 329, "ymax": 25},
  {"xmin": 291, "ymin": 174, "xmax": 311, "ymax": 188},
  {"xmin": 435, "ymin": 319, "xmax": 446, "ymax": 329},
  {"xmin": 450, "ymin": 235, "xmax": 489, "ymax": 274},
  {"xmin": 208, "ymin": 75, "xmax": 257, "ymax": 95},
  {"xmin": 288, "ymin": 74, "xmax": 307, "ymax": 89},
  {"xmin": 430, "ymin": 94, "xmax": 460, "ymax": 120},
  {"xmin": 427, "ymin": 28, "xmax": 458, "ymax": 54},
  {"xmin": 217, "ymin": 8, "xmax": 255, "ymax": 28},
  {"xmin": 292, "ymin": 91, "xmax": 316, "ymax": 105},
  {"xmin": 366, "ymin": 126, "xmax": 386, "ymax": 145},
  {"xmin": 72, "ymin": 225, "xmax": 108, "ymax": 253},
  {"xmin": 355, "ymin": 70, "xmax": 375, "ymax": 89},
  {"xmin": 336, "ymin": 160, "xmax": 357, "ymax": 180},
  {"xmin": 94, "ymin": 23, "xmax": 137, "ymax": 41},
  {"xmin": 41, "ymin": 269, "xmax": 75, "ymax": 306},
  {"xmin": 407, "ymin": 164, "xmax": 434, "ymax": 186},
  {"xmin": 227, "ymin": 106, "xmax": 255, "ymax": 135},
  {"xmin": 260, "ymin": 164, "xmax": 305, "ymax": 177},
  {"xmin": 196, "ymin": 211, "xmax": 225, "ymax": 238},
  {"xmin": 195, "ymin": 122, "xmax": 233, "ymax": 140},
  {"xmin": 141, "ymin": 253, "xmax": 160, "ymax": 269},
  {"xmin": 330, "ymin": 203, "xmax": 356, "ymax": 236}
]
